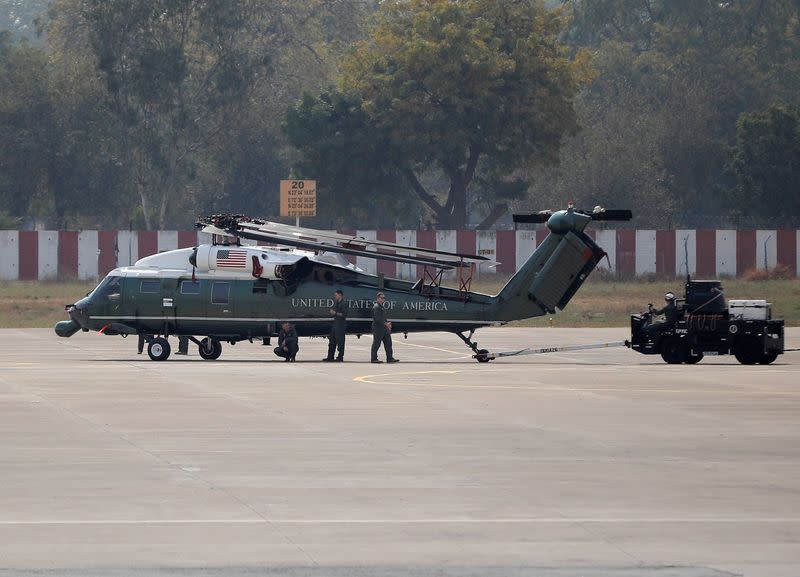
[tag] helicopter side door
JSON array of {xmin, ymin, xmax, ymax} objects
[
  {"xmin": 127, "ymin": 277, "xmax": 163, "ymax": 333},
  {"xmin": 204, "ymin": 278, "xmax": 237, "ymax": 334},
  {"xmin": 175, "ymin": 278, "xmax": 203, "ymax": 334}
]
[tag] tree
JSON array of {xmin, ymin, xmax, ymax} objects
[
  {"xmin": 0, "ymin": 33, "xmax": 49, "ymax": 221},
  {"xmin": 41, "ymin": 0, "xmax": 374, "ymax": 229},
  {"xmin": 195, "ymin": 1, "xmax": 376, "ymax": 221},
  {"xmin": 532, "ymin": 0, "xmax": 800, "ymax": 223},
  {"xmin": 73, "ymin": 0, "xmax": 277, "ymax": 229},
  {"xmin": 0, "ymin": 27, "xmax": 132, "ymax": 228},
  {"xmin": 0, "ymin": 0, "xmax": 49, "ymax": 39},
  {"xmin": 284, "ymin": 91, "xmax": 423, "ymax": 228},
  {"xmin": 732, "ymin": 105, "xmax": 800, "ymax": 219},
  {"xmin": 324, "ymin": 0, "xmax": 590, "ymax": 229}
]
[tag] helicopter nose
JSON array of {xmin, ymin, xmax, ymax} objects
[{"xmin": 68, "ymin": 302, "xmax": 89, "ymax": 327}]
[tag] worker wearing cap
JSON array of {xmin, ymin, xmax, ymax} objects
[
  {"xmin": 323, "ymin": 289, "xmax": 348, "ymax": 361},
  {"xmin": 371, "ymin": 292, "xmax": 399, "ymax": 364}
]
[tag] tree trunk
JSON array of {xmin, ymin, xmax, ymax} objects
[{"xmin": 400, "ymin": 165, "xmax": 471, "ymax": 230}]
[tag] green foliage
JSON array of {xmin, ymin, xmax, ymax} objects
[
  {"xmin": 533, "ymin": 0, "xmax": 800, "ymax": 222},
  {"xmin": 328, "ymin": 0, "xmax": 589, "ymax": 228},
  {"xmin": 0, "ymin": 31, "xmax": 126, "ymax": 228},
  {"xmin": 0, "ymin": 0, "xmax": 48, "ymax": 39},
  {"xmin": 285, "ymin": 90, "xmax": 420, "ymax": 228},
  {"xmin": 733, "ymin": 105, "xmax": 800, "ymax": 219},
  {"xmin": 0, "ymin": 210, "xmax": 20, "ymax": 228},
  {"xmin": 0, "ymin": 0, "xmax": 372, "ymax": 230},
  {"xmin": 1, "ymin": 0, "xmax": 799, "ymax": 230},
  {"xmin": 68, "ymin": 0, "xmax": 277, "ymax": 229}
]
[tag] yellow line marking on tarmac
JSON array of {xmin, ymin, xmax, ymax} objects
[{"xmin": 354, "ymin": 370, "xmax": 466, "ymax": 386}]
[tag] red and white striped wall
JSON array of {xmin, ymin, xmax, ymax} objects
[{"xmin": 0, "ymin": 229, "xmax": 798, "ymax": 281}]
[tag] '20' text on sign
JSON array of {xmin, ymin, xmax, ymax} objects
[{"xmin": 280, "ymin": 180, "xmax": 317, "ymax": 218}]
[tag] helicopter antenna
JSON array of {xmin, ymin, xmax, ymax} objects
[{"xmin": 682, "ymin": 234, "xmax": 690, "ymax": 283}]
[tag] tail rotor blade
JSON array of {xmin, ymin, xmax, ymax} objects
[
  {"xmin": 512, "ymin": 212, "xmax": 551, "ymax": 224},
  {"xmin": 590, "ymin": 209, "xmax": 632, "ymax": 221}
]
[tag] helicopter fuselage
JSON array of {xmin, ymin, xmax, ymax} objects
[
  {"xmin": 56, "ymin": 207, "xmax": 626, "ymax": 361},
  {"xmin": 60, "ymin": 245, "xmax": 498, "ymax": 342}
]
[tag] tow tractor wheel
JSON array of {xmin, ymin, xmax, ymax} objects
[
  {"xmin": 758, "ymin": 352, "xmax": 779, "ymax": 365},
  {"xmin": 147, "ymin": 337, "xmax": 171, "ymax": 361},
  {"xmin": 199, "ymin": 337, "xmax": 222, "ymax": 360},
  {"xmin": 660, "ymin": 337, "xmax": 688, "ymax": 364},
  {"xmin": 685, "ymin": 353, "xmax": 704, "ymax": 364},
  {"xmin": 734, "ymin": 337, "xmax": 763, "ymax": 365},
  {"xmin": 475, "ymin": 348, "xmax": 492, "ymax": 363}
]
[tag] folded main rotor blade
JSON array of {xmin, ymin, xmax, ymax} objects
[
  {"xmin": 197, "ymin": 215, "xmax": 491, "ymax": 268},
  {"xmin": 236, "ymin": 220, "xmax": 489, "ymax": 263},
  {"xmin": 233, "ymin": 228, "xmax": 465, "ymax": 269},
  {"xmin": 588, "ymin": 209, "xmax": 632, "ymax": 221}
]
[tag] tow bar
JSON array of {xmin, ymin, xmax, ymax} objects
[{"xmin": 477, "ymin": 341, "xmax": 628, "ymax": 361}]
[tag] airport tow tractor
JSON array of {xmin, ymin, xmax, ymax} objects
[
  {"xmin": 479, "ymin": 279, "xmax": 795, "ymax": 365},
  {"xmin": 475, "ymin": 280, "xmax": 794, "ymax": 364},
  {"xmin": 626, "ymin": 279, "xmax": 791, "ymax": 365}
]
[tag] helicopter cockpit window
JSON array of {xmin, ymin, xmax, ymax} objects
[
  {"xmin": 180, "ymin": 280, "xmax": 201, "ymax": 295},
  {"xmin": 91, "ymin": 276, "xmax": 121, "ymax": 300},
  {"xmin": 211, "ymin": 282, "xmax": 230, "ymax": 304},
  {"xmin": 140, "ymin": 279, "xmax": 161, "ymax": 294}
]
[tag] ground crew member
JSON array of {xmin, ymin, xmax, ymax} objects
[
  {"xmin": 645, "ymin": 292, "xmax": 678, "ymax": 336},
  {"xmin": 274, "ymin": 321, "xmax": 299, "ymax": 362},
  {"xmin": 323, "ymin": 289, "xmax": 348, "ymax": 361},
  {"xmin": 371, "ymin": 292, "xmax": 399, "ymax": 363},
  {"xmin": 176, "ymin": 335, "xmax": 190, "ymax": 355}
]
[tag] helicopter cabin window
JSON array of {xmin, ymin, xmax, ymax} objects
[
  {"xmin": 140, "ymin": 279, "xmax": 161, "ymax": 294},
  {"xmin": 180, "ymin": 280, "xmax": 201, "ymax": 295},
  {"xmin": 92, "ymin": 276, "xmax": 121, "ymax": 300},
  {"xmin": 211, "ymin": 282, "xmax": 230, "ymax": 304},
  {"xmin": 252, "ymin": 278, "xmax": 269, "ymax": 294}
]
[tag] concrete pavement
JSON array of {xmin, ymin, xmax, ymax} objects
[{"xmin": 0, "ymin": 327, "xmax": 798, "ymax": 576}]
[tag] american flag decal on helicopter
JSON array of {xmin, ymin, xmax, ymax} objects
[{"xmin": 215, "ymin": 248, "xmax": 248, "ymax": 268}]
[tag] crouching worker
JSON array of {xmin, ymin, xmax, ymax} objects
[{"xmin": 274, "ymin": 321, "xmax": 299, "ymax": 362}]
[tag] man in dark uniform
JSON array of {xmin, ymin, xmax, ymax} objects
[
  {"xmin": 176, "ymin": 335, "xmax": 190, "ymax": 355},
  {"xmin": 371, "ymin": 292, "xmax": 399, "ymax": 364},
  {"xmin": 323, "ymin": 289, "xmax": 348, "ymax": 361},
  {"xmin": 645, "ymin": 292, "xmax": 678, "ymax": 337},
  {"xmin": 274, "ymin": 321, "xmax": 299, "ymax": 362}
]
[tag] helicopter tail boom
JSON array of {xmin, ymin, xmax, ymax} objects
[{"xmin": 490, "ymin": 208, "xmax": 612, "ymax": 321}]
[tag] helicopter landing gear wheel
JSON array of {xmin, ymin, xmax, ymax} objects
[
  {"xmin": 475, "ymin": 349, "xmax": 492, "ymax": 363},
  {"xmin": 660, "ymin": 337, "xmax": 688, "ymax": 364},
  {"xmin": 147, "ymin": 337, "xmax": 171, "ymax": 361},
  {"xmin": 456, "ymin": 330, "xmax": 493, "ymax": 363},
  {"xmin": 198, "ymin": 337, "xmax": 222, "ymax": 360}
]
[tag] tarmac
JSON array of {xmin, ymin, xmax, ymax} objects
[{"xmin": 0, "ymin": 327, "xmax": 799, "ymax": 577}]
